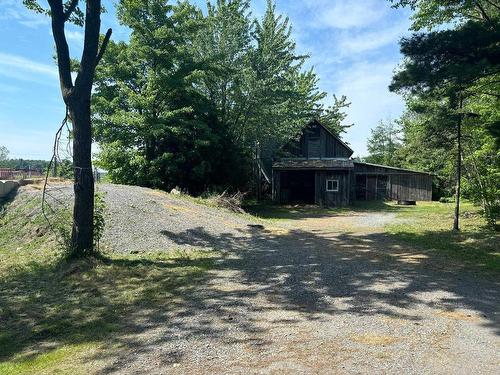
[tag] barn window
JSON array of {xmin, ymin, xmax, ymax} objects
[{"xmin": 326, "ymin": 179, "xmax": 339, "ymax": 192}]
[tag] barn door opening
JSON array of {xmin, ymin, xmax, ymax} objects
[
  {"xmin": 280, "ymin": 170, "xmax": 315, "ymax": 204},
  {"xmin": 366, "ymin": 176, "xmax": 377, "ymax": 200},
  {"xmin": 355, "ymin": 175, "xmax": 366, "ymax": 200}
]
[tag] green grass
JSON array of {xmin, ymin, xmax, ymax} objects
[
  {"xmin": 0, "ymin": 189, "xmax": 220, "ymax": 374},
  {"xmin": 243, "ymin": 199, "xmax": 405, "ymax": 221},
  {"xmin": 385, "ymin": 201, "xmax": 500, "ymax": 272},
  {"xmin": 0, "ymin": 248, "xmax": 219, "ymax": 374}
]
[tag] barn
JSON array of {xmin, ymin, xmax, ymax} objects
[{"xmin": 271, "ymin": 120, "xmax": 432, "ymax": 207}]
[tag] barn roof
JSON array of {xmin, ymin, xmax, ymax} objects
[
  {"xmin": 353, "ymin": 162, "xmax": 433, "ymax": 175},
  {"xmin": 273, "ymin": 158, "xmax": 354, "ymax": 170}
]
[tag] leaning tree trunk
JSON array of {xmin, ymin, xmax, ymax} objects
[{"xmin": 68, "ymin": 96, "xmax": 94, "ymax": 255}]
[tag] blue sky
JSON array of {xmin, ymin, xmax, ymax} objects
[{"xmin": 0, "ymin": 0, "xmax": 412, "ymax": 159}]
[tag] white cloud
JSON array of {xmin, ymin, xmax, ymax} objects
[
  {"xmin": 65, "ymin": 30, "xmax": 85, "ymax": 43},
  {"xmin": 0, "ymin": 0, "xmax": 49, "ymax": 28},
  {"xmin": 0, "ymin": 52, "xmax": 58, "ymax": 84},
  {"xmin": 294, "ymin": 0, "xmax": 389, "ymax": 29},
  {"xmin": 337, "ymin": 19, "xmax": 410, "ymax": 56}
]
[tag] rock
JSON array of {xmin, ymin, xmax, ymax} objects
[{"xmin": 170, "ymin": 188, "xmax": 181, "ymax": 195}]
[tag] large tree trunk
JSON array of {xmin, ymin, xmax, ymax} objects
[
  {"xmin": 46, "ymin": 0, "xmax": 111, "ymax": 258},
  {"xmin": 68, "ymin": 96, "xmax": 94, "ymax": 255}
]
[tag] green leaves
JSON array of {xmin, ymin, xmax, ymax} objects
[
  {"xmin": 365, "ymin": 120, "xmax": 403, "ymax": 167},
  {"xmin": 390, "ymin": 0, "xmax": 500, "ymax": 225},
  {"xmin": 92, "ymin": 0, "xmax": 349, "ymax": 194}
]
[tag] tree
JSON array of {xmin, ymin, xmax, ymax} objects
[
  {"xmin": 24, "ymin": 0, "xmax": 112, "ymax": 256},
  {"xmin": 94, "ymin": 0, "xmax": 243, "ymax": 194},
  {"xmin": 365, "ymin": 120, "xmax": 402, "ymax": 167},
  {"xmin": 390, "ymin": 0, "xmax": 500, "ymax": 31},
  {"xmin": 389, "ymin": 0, "xmax": 499, "ymax": 229},
  {"xmin": 396, "ymin": 98, "xmax": 458, "ymax": 199},
  {"xmin": 318, "ymin": 95, "xmax": 353, "ymax": 136},
  {"xmin": 0, "ymin": 146, "xmax": 8, "ymax": 161},
  {"xmin": 93, "ymin": 0, "xmax": 345, "ymax": 195}
]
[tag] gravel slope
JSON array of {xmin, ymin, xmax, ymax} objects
[{"xmin": 100, "ymin": 184, "xmax": 258, "ymax": 253}]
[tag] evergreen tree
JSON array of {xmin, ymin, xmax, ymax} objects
[
  {"xmin": 389, "ymin": 0, "xmax": 499, "ymax": 228},
  {"xmin": 93, "ymin": 0, "xmax": 351, "ymax": 196}
]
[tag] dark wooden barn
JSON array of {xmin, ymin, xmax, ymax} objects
[{"xmin": 272, "ymin": 120, "xmax": 432, "ymax": 207}]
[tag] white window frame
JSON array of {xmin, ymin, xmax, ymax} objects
[{"xmin": 326, "ymin": 179, "xmax": 339, "ymax": 192}]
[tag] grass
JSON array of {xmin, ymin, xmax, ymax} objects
[
  {"xmin": 0, "ymin": 248, "xmax": 219, "ymax": 374},
  {"xmin": 0, "ymin": 189, "xmax": 220, "ymax": 374},
  {"xmin": 244, "ymin": 199, "xmax": 499, "ymax": 272},
  {"xmin": 385, "ymin": 201, "xmax": 500, "ymax": 272}
]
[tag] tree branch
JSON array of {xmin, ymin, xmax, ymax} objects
[
  {"xmin": 74, "ymin": 0, "xmax": 102, "ymax": 95},
  {"xmin": 483, "ymin": 0, "xmax": 500, "ymax": 10},
  {"xmin": 473, "ymin": 1, "xmax": 492, "ymax": 24},
  {"xmin": 63, "ymin": 0, "xmax": 79, "ymax": 22},
  {"xmin": 47, "ymin": 0, "xmax": 73, "ymax": 96},
  {"xmin": 95, "ymin": 28, "xmax": 112, "ymax": 66}
]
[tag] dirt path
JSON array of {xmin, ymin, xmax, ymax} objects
[{"xmin": 93, "ymin": 185, "xmax": 500, "ymax": 374}]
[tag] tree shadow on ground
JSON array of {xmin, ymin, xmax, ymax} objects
[
  {"xmin": 1, "ymin": 218, "xmax": 499, "ymax": 372},
  {"xmin": 244, "ymin": 200, "xmax": 410, "ymax": 220},
  {"xmin": 159, "ymin": 225, "xmax": 499, "ymax": 332},
  {"xmin": 0, "ymin": 253, "xmax": 223, "ymax": 370}
]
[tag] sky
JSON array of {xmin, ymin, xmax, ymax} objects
[{"xmin": 0, "ymin": 0, "xmax": 412, "ymax": 160}]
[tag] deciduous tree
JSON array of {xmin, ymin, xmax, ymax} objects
[{"xmin": 24, "ymin": 0, "xmax": 112, "ymax": 256}]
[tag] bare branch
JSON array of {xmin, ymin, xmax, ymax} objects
[{"xmin": 95, "ymin": 28, "xmax": 112, "ymax": 66}]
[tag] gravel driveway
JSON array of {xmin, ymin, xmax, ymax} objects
[{"xmin": 92, "ymin": 184, "xmax": 500, "ymax": 374}]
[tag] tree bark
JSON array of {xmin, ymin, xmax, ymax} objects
[
  {"xmin": 68, "ymin": 96, "xmax": 94, "ymax": 255},
  {"xmin": 46, "ymin": 0, "xmax": 111, "ymax": 257},
  {"xmin": 453, "ymin": 97, "xmax": 463, "ymax": 231}
]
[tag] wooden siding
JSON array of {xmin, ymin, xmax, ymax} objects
[
  {"xmin": 388, "ymin": 174, "xmax": 432, "ymax": 201},
  {"xmin": 353, "ymin": 162, "xmax": 432, "ymax": 201},
  {"xmin": 282, "ymin": 121, "xmax": 353, "ymax": 159},
  {"xmin": 315, "ymin": 171, "xmax": 351, "ymax": 207}
]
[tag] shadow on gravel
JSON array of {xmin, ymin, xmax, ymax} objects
[
  {"xmin": 161, "ymin": 225, "xmax": 500, "ymax": 336},
  {"xmin": 1, "ymin": 221, "xmax": 499, "ymax": 372},
  {"xmin": 244, "ymin": 200, "xmax": 408, "ymax": 220},
  {"xmin": 0, "ymin": 254, "xmax": 219, "ymax": 371}
]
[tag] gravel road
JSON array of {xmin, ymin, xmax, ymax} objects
[
  {"xmin": 30, "ymin": 183, "xmax": 500, "ymax": 373},
  {"xmin": 92, "ymin": 184, "xmax": 500, "ymax": 374}
]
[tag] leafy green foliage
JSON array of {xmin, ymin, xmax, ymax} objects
[
  {"xmin": 0, "ymin": 158, "xmax": 49, "ymax": 171},
  {"xmin": 93, "ymin": 0, "xmax": 348, "ymax": 195},
  {"xmin": 365, "ymin": 120, "xmax": 402, "ymax": 167},
  {"xmin": 390, "ymin": 0, "xmax": 499, "ymax": 31},
  {"xmin": 389, "ymin": 0, "xmax": 500, "ymax": 227}
]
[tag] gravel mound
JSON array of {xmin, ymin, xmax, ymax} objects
[{"xmin": 100, "ymin": 184, "xmax": 256, "ymax": 253}]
